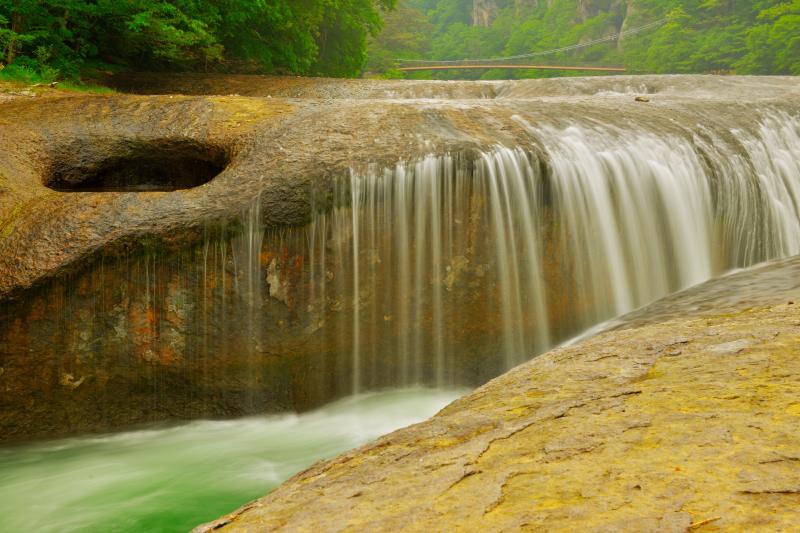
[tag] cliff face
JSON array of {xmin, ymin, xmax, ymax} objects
[
  {"xmin": 467, "ymin": 0, "xmax": 635, "ymax": 53},
  {"xmin": 474, "ymin": 0, "xmax": 630, "ymax": 29},
  {"xmin": 577, "ymin": 0, "xmax": 624, "ymax": 22},
  {"xmin": 472, "ymin": 0, "xmax": 498, "ymax": 27},
  {"xmin": 574, "ymin": 0, "xmax": 641, "ymax": 51}
]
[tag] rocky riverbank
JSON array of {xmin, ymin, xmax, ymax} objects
[{"xmin": 198, "ymin": 255, "xmax": 800, "ymax": 532}]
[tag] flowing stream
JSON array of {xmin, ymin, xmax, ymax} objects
[{"xmin": 0, "ymin": 388, "xmax": 462, "ymax": 533}]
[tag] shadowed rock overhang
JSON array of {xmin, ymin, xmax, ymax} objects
[{"xmin": 45, "ymin": 140, "xmax": 230, "ymax": 192}]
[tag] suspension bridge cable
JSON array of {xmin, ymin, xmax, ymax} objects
[{"xmin": 395, "ymin": 17, "xmax": 668, "ymax": 64}]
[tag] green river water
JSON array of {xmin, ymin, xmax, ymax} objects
[{"xmin": 0, "ymin": 387, "xmax": 464, "ymax": 533}]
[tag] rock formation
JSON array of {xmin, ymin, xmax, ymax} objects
[
  {"xmin": 1, "ymin": 75, "xmax": 799, "ymax": 442},
  {"xmin": 196, "ymin": 255, "xmax": 800, "ymax": 532},
  {"xmin": 473, "ymin": 0, "xmax": 498, "ymax": 27}
]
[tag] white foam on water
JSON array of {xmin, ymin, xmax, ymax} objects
[{"xmin": 0, "ymin": 387, "xmax": 464, "ymax": 533}]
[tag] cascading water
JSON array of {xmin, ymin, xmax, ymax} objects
[
  {"xmin": 3, "ymin": 110, "xmax": 799, "ymax": 435},
  {"xmin": 307, "ymin": 149, "xmax": 553, "ymax": 391},
  {"xmin": 295, "ymin": 110, "xmax": 800, "ymax": 394}
]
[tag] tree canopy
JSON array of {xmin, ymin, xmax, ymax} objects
[
  {"xmin": 2, "ymin": 0, "xmax": 798, "ymax": 82},
  {"xmin": 0, "ymin": 0, "xmax": 395, "ymax": 81},
  {"xmin": 367, "ymin": 0, "xmax": 800, "ymax": 79}
]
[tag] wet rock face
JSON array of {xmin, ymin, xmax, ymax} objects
[
  {"xmin": 0, "ymin": 241, "xmax": 339, "ymax": 441},
  {"xmin": 0, "ymin": 193, "xmax": 563, "ymax": 441},
  {"xmin": 0, "ymin": 210, "xmax": 520, "ymax": 441},
  {"xmin": 1, "ymin": 75, "xmax": 799, "ymax": 441}
]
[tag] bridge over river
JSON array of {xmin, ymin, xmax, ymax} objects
[
  {"xmin": 397, "ymin": 63, "xmax": 625, "ymax": 73},
  {"xmin": 395, "ymin": 17, "xmax": 666, "ymax": 75}
]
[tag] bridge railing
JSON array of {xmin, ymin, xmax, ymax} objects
[
  {"xmin": 395, "ymin": 59, "xmax": 626, "ymax": 72},
  {"xmin": 393, "ymin": 18, "xmax": 667, "ymax": 72}
]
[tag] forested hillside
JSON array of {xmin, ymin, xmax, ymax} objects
[
  {"xmin": 2, "ymin": 0, "xmax": 798, "ymax": 83},
  {"xmin": 367, "ymin": 0, "xmax": 800, "ymax": 78},
  {"xmin": 0, "ymin": 0, "xmax": 394, "ymax": 82}
]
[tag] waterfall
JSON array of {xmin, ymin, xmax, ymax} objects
[
  {"xmin": 3, "ymin": 110, "xmax": 799, "ymax": 438},
  {"xmin": 230, "ymin": 197, "xmax": 265, "ymax": 409},
  {"xmin": 297, "ymin": 111, "xmax": 800, "ymax": 392}
]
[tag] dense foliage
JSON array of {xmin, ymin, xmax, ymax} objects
[
  {"xmin": 366, "ymin": 0, "xmax": 800, "ymax": 78},
  {"xmin": 2, "ymin": 0, "xmax": 797, "ymax": 82},
  {"xmin": 0, "ymin": 0, "xmax": 395, "ymax": 81}
]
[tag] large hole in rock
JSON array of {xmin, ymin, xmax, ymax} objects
[{"xmin": 46, "ymin": 141, "xmax": 229, "ymax": 192}]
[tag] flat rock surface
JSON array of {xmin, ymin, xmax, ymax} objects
[{"xmin": 198, "ymin": 256, "xmax": 800, "ymax": 532}]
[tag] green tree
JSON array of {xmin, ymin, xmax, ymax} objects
[
  {"xmin": 365, "ymin": 0, "xmax": 800, "ymax": 78},
  {"xmin": 366, "ymin": 0, "xmax": 433, "ymax": 75},
  {"xmin": 0, "ymin": 0, "xmax": 397, "ymax": 80},
  {"xmin": 738, "ymin": 0, "xmax": 800, "ymax": 74},
  {"xmin": 314, "ymin": 0, "xmax": 396, "ymax": 77}
]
